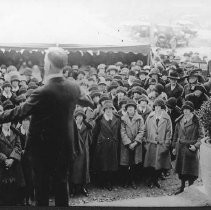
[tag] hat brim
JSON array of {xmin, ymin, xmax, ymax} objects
[
  {"xmin": 125, "ymin": 103, "xmax": 137, "ymax": 110},
  {"xmin": 182, "ymin": 105, "xmax": 194, "ymax": 112},
  {"xmin": 167, "ymin": 76, "xmax": 180, "ymax": 80}
]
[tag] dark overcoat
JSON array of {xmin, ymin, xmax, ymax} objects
[
  {"xmin": 165, "ymin": 83, "xmax": 183, "ymax": 107},
  {"xmin": 70, "ymin": 121, "xmax": 92, "ymax": 185},
  {"xmin": 0, "ymin": 77, "xmax": 94, "ymax": 172},
  {"xmin": 144, "ymin": 111, "xmax": 172, "ymax": 170},
  {"xmin": 173, "ymin": 114, "xmax": 204, "ymax": 177},
  {"xmin": 0, "ymin": 129, "xmax": 25, "ymax": 188},
  {"xmin": 92, "ymin": 114, "xmax": 121, "ymax": 172}
]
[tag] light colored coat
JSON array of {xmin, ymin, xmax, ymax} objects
[
  {"xmin": 144, "ymin": 111, "xmax": 172, "ymax": 170},
  {"xmin": 120, "ymin": 112, "xmax": 145, "ymax": 165}
]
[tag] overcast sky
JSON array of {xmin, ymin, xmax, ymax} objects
[{"xmin": 0, "ymin": 0, "xmax": 211, "ymax": 44}]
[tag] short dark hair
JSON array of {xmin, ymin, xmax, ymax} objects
[{"xmin": 46, "ymin": 47, "xmax": 68, "ymax": 69}]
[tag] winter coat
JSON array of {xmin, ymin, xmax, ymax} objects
[
  {"xmin": 70, "ymin": 121, "xmax": 92, "ymax": 185},
  {"xmin": 92, "ymin": 114, "xmax": 121, "ymax": 172},
  {"xmin": 120, "ymin": 113, "xmax": 145, "ymax": 166},
  {"xmin": 165, "ymin": 83, "xmax": 183, "ymax": 107},
  {"xmin": 185, "ymin": 93, "xmax": 209, "ymax": 110},
  {"xmin": 138, "ymin": 106, "xmax": 152, "ymax": 123},
  {"xmin": 173, "ymin": 114, "xmax": 204, "ymax": 177},
  {"xmin": 144, "ymin": 111, "xmax": 172, "ymax": 170},
  {"xmin": 167, "ymin": 106, "xmax": 181, "ymax": 133},
  {"xmin": 0, "ymin": 129, "xmax": 25, "ymax": 188}
]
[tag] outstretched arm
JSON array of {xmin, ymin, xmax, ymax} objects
[{"xmin": 0, "ymin": 89, "xmax": 41, "ymax": 124}]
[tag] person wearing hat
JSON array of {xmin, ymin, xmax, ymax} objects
[
  {"xmin": 146, "ymin": 78, "xmax": 157, "ymax": 95},
  {"xmin": 69, "ymin": 108, "xmax": 93, "ymax": 197},
  {"xmin": 107, "ymin": 81, "xmax": 119, "ymax": 100},
  {"xmin": 138, "ymin": 70, "xmax": 149, "ymax": 88},
  {"xmin": 90, "ymin": 90, "xmax": 101, "ymax": 109},
  {"xmin": 77, "ymin": 71, "xmax": 86, "ymax": 81},
  {"xmin": 22, "ymin": 68, "xmax": 33, "ymax": 83},
  {"xmin": 144, "ymin": 98, "xmax": 172, "ymax": 189},
  {"xmin": 145, "ymin": 68, "xmax": 165, "ymax": 88},
  {"xmin": 92, "ymin": 100, "xmax": 121, "ymax": 191},
  {"xmin": 114, "ymin": 86, "xmax": 127, "ymax": 111},
  {"xmin": 105, "ymin": 76, "xmax": 112, "ymax": 87},
  {"xmin": 165, "ymin": 71, "xmax": 184, "ymax": 107},
  {"xmin": 117, "ymin": 96, "xmax": 129, "ymax": 117},
  {"xmin": 121, "ymin": 68, "xmax": 129, "ymax": 80},
  {"xmin": 106, "ymin": 65, "xmax": 118, "ymax": 77},
  {"xmin": 0, "ymin": 100, "xmax": 25, "ymax": 206},
  {"xmin": 120, "ymin": 99, "xmax": 145, "ymax": 189},
  {"xmin": 152, "ymin": 83, "xmax": 168, "ymax": 102},
  {"xmin": 98, "ymin": 81, "xmax": 107, "ymax": 93},
  {"xmin": 185, "ymin": 84, "xmax": 209, "ymax": 110},
  {"xmin": 0, "ymin": 47, "xmax": 95, "ymax": 206},
  {"xmin": 0, "ymin": 81, "xmax": 17, "ymax": 105},
  {"xmin": 137, "ymin": 95, "xmax": 152, "ymax": 123},
  {"xmin": 128, "ymin": 70, "xmax": 136, "ymax": 87},
  {"xmin": 131, "ymin": 86, "xmax": 147, "ymax": 104},
  {"xmin": 0, "ymin": 76, "xmax": 5, "ymax": 91},
  {"xmin": 172, "ymin": 101, "xmax": 204, "ymax": 195}
]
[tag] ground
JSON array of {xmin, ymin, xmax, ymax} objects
[{"xmin": 67, "ymin": 166, "xmax": 202, "ymax": 206}]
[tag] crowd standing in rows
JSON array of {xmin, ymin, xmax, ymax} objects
[{"xmin": 0, "ymin": 48, "xmax": 209, "ymax": 206}]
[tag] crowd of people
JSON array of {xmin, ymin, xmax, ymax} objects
[{"xmin": 0, "ymin": 47, "xmax": 209, "ymax": 206}]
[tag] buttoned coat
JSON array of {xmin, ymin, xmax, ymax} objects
[
  {"xmin": 144, "ymin": 111, "xmax": 172, "ymax": 170},
  {"xmin": 92, "ymin": 114, "xmax": 121, "ymax": 172},
  {"xmin": 120, "ymin": 112, "xmax": 145, "ymax": 166},
  {"xmin": 173, "ymin": 114, "xmax": 204, "ymax": 177}
]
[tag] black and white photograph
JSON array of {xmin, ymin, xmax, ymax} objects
[{"xmin": 0, "ymin": 0, "xmax": 211, "ymax": 207}]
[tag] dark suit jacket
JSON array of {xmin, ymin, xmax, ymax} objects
[
  {"xmin": 0, "ymin": 77, "xmax": 94, "ymax": 169},
  {"xmin": 165, "ymin": 83, "xmax": 184, "ymax": 107}
]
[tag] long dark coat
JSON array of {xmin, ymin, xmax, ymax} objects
[
  {"xmin": 70, "ymin": 121, "xmax": 92, "ymax": 185},
  {"xmin": 0, "ymin": 129, "xmax": 25, "ymax": 196},
  {"xmin": 92, "ymin": 114, "xmax": 121, "ymax": 172},
  {"xmin": 165, "ymin": 83, "xmax": 184, "ymax": 107},
  {"xmin": 173, "ymin": 114, "xmax": 204, "ymax": 177},
  {"xmin": 144, "ymin": 111, "xmax": 172, "ymax": 170},
  {"xmin": 120, "ymin": 113, "xmax": 145, "ymax": 166},
  {"xmin": 0, "ymin": 77, "xmax": 94, "ymax": 172}
]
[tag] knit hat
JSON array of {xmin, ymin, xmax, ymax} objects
[
  {"xmin": 125, "ymin": 99, "xmax": 137, "ymax": 110},
  {"xmin": 182, "ymin": 101, "xmax": 194, "ymax": 112},
  {"xmin": 2, "ymin": 81, "xmax": 12, "ymax": 89},
  {"xmin": 102, "ymin": 100, "xmax": 115, "ymax": 111},
  {"xmin": 2, "ymin": 100, "xmax": 14, "ymax": 111},
  {"xmin": 153, "ymin": 98, "xmax": 166, "ymax": 109},
  {"xmin": 74, "ymin": 108, "xmax": 86, "ymax": 119},
  {"xmin": 166, "ymin": 97, "xmax": 177, "ymax": 109}
]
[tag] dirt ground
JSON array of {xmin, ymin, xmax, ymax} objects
[{"xmin": 67, "ymin": 165, "xmax": 202, "ymax": 206}]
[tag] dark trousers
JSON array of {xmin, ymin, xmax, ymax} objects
[{"xmin": 32, "ymin": 157, "xmax": 69, "ymax": 207}]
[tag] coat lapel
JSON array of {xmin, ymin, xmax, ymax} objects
[{"xmin": 0, "ymin": 130, "xmax": 15, "ymax": 147}]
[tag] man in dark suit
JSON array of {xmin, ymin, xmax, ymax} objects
[
  {"xmin": 165, "ymin": 71, "xmax": 184, "ymax": 107},
  {"xmin": 0, "ymin": 47, "xmax": 94, "ymax": 206}
]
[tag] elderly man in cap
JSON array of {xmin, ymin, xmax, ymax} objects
[{"xmin": 0, "ymin": 47, "xmax": 94, "ymax": 207}]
